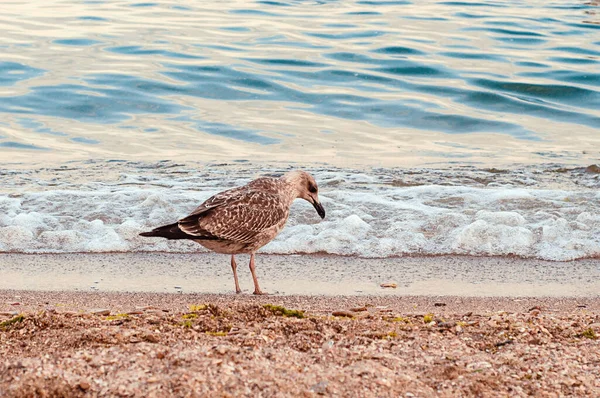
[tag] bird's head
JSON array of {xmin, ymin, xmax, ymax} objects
[{"xmin": 282, "ymin": 171, "xmax": 325, "ymax": 219}]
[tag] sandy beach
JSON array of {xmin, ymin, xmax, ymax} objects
[
  {"xmin": 2, "ymin": 253, "xmax": 600, "ymax": 297},
  {"xmin": 1, "ymin": 289, "xmax": 599, "ymax": 397}
]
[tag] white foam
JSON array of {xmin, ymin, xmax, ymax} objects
[{"xmin": 1, "ymin": 164, "xmax": 599, "ymax": 260}]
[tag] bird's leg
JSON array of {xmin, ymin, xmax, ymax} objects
[
  {"xmin": 249, "ymin": 254, "xmax": 266, "ymax": 295},
  {"xmin": 231, "ymin": 255, "xmax": 242, "ymax": 294}
]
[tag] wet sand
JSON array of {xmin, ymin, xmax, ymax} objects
[{"xmin": 1, "ymin": 253, "xmax": 599, "ymax": 296}]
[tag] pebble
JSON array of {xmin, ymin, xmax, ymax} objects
[
  {"xmin": 63, "ymin": 311, "xmax": 79, "ymax": 317},
  {"xmin": 377, "ymin": 378, "xmax": 392, "ymax": 387},
  {"xmin": 9, "ymin": 302, "xmax": 20, "ymax": 306},
  {"xmin": 310, "ymin": 381, "xmax": 328, "ymax": 395},
  {"xmin": 350, "ymin": 307, "xmax": 368, "ymax": 312},
  {"xmin": 380, "ymin": 282, "xmax": 397, "ymax": 288},
  {"xmin": 0, "ymin": 312, "xmax": 18, "ymax": 317},
  {"xmin": 437, "ymin": 321, "xmax": 456, "ymax": 329},
  {"xmin": 89, "ymin": 309, "xmax": 110, "ymax": 316},
  {"xmin": 585, "ymin": 164, "xmax": 600, "ymax": 173},
  {"xmin": 322, "ymin": 340, "xmax": 334, "ymax": 351},
  {"xmin": 147, "ymin": 316, "xmax": 161, "ymax": 325},
  {"xmin": 78, "ymin": 381, "xmax": 91, "ymax": 391},
  {"xmin": 434, "ymin": 302, "xmax": 446, "ymax": 307},
  {"xmin": 136, "ymin": 306, "xmax": 158, "ymax": 311},
  {"xmin": 467, "ymin": 361, "xmax": 493, "ymax": 371},
  {"xmin": 332, "ymin": 311, "xmax": 354, "ymax": 318}
]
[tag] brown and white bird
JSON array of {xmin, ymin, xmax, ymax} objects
[{"xmin": 139, "ymin": 171, "xmax": 325, "ymax": 294}]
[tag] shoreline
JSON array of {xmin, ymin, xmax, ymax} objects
[{"xmin": 1, "ymin": 253, "xmax": 599, "ymax": 297}]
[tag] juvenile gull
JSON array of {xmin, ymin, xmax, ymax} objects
[{"xmin": 139, "ymin": 171, "xmax": 325, "ymax": 294}]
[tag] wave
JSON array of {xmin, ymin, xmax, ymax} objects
[{"xmin": 1, "ymin": 161, "xmax": 599, "ymax": 261}]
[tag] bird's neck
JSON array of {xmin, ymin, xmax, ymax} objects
[{"xmin": 280, "ymin": 173, "xmax": 303, "ymax": 202}]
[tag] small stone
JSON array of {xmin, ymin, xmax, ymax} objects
[
  {"xmin": 78, "ymin": 381, "xmax": 91, "ymax": 391},
  {"xmin": 310, "ymin": 381, "xmax": 328, "ymax": 395},
  {"xmin": 380, "ymin": 282, "xmax": 397, "ymax": 288},
  {"xmin": 350, "ymin": 307, "xmax": 368, "ymax": 312},
  {"xmin": 137, "ymin": 306, "xmax": 158, "ymax": 311},
  {"xmin": 467, "ymin": 361, "xmax": 492, "ymax": 372},
  {"xmin": 322, "ymin": 340, "xmax": 334, "ymax": 350},
  {"xmin": 89, "ymin": 309, "xmax": 110, "ymax": 316},
  {"xmin": 377, "ymin": 378, "xmax": 391, "ymax": 387},
  {"xmin": 332, "ymin": 311, "xmax": 354, "ymax": 318},
  {"xmin": 585, "ymin": 164, "xmax": 600, "ymax": 174},
  {"xmin": 143, "ymin": 334, "xmax": 159, "ymax": 343},
  {"xmin": 437, "ymin": 321, "xmax": 456, "ymax": 329},
  {"xmin": 434, "ymin": 302, "xmax": 446, "ymax": 307},
  {"xmin": 147, "ymin": 316, "xmax": 161, "ymax": 325},
  {"xmin": 63, "ymin": 311, "xmax": 80, "ymax": 317},
  {"xmin": 0, "ymin": 311, "xmax": 18, "ymax": 317},
  {"xmin": 9, "ymin": 302, "xmax": 20, "ymax": 306},
  {"xmin": 495, "ymin": 339, "xmax": 514, "ymax": 347}
]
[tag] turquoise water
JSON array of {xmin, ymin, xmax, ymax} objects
[{"xmin": 0, "ymin": 0, "xmax": 598, "ymax": 166}]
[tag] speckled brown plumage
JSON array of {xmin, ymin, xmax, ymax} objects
[{"xmin": 140, "ymin": 171, "xmax": 325, "ymax": 294}]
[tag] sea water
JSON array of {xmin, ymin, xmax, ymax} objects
[
  {"xmin": 0, "ymin": 1, "xmax": 599, "ymax": 262},
  {"xmin": 0, "ymin": 0, "xmax": 599, "ymax": 166}
]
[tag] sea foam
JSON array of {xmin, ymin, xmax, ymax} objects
[{"xmin": 1, "ymin": 162, "xmax": 599, "ymax": 260}]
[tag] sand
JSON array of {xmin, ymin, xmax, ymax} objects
[
  {"xmin": 1, "ymin": 253, "xmax": 599, "ymax": 396},
  {"xmin": 2, "ymin": 253, "xmax": 599, "ymax": 296},
  {"xmin": 1, "ymin": 291, "xmax": 600, "ymax": 397}
]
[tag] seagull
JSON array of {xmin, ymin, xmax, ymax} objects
[{"xmin": 139, "ymin": 170, "xmax": 325, "ymax": 294}]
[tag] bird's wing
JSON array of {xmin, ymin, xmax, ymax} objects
[
  {"xmin": 185, "ymin": 185, "xmax": 249, "ymax": 218},
  {"xmin": 178, "ymin": 189, "xmax": 288, "ymax": 242}
]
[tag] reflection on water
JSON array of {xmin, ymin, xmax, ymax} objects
[{"xmin": 0, "ymin": 0, "xmax": 599, "ymax": 166}]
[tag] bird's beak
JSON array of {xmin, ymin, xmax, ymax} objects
[{"xmin": 312, "ymin": 199, "xmax": 326, "ymax": 219}]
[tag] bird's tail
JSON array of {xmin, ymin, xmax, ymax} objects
[{"xmin": 139, "ymin": 223, "xmax": 192, "ymax": 240}]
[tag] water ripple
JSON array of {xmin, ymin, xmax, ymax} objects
[{"xmin": 0, "ymin": 0, "xmax": 598, "ymax": 165}]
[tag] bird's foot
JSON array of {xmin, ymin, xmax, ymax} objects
[
  {"xmin": 235, "ymin": 289, "xmax": 242, "ymax": 294},
  {"xmin": 253, "ymin": 290, "xmax": 268, "ymax": 295}
]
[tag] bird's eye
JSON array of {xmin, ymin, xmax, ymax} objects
[{"xmin": 308, "ymin": 184, "xmax": 317, "ymax": 193}]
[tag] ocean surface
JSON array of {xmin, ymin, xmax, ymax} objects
[
  {"xmin": 0, "ymin": 0, "xmax": 599, "ymax": 166},
  {"xmin": 0, "ymin": 1, "xmax": 599, "ymax": 262}
]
